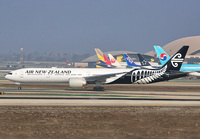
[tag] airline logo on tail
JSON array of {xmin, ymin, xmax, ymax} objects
[
  {"xmin": 103, "ymin": 54, "xmax": 111, "ymax": 65},
  {"xmin": 141, "ymin": 60, "xmax": 147, "ymax": 65},
  {"xmin": 95, "ymin": 48, "xmax": 111, "ymax": 66},
  {"xmin": 171, "ymin": 53, "xmax": 184, "ymax": 67},
  {"xmin": 123, "ymin": 54, "xmax": 140, "ymax": 67},
  {"xmin": 125, "ymin": 56, "xmax": 134, "ymax": 64},
  {"xmin": 160, "ymin": 53, "xmax": 168, "ymax": 61},
  {"xmin": 110, "ymin": 58, "xmax": 116, "ymax": 64},
  {"xmin": 108, "ymin": 54, "xmax": 123, "ymax": 68}
]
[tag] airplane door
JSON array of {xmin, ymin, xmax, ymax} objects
[
  {"xmin": 19, "ymin": 71, "xmax": 23, "ymax": 78},
  {"xmin": 86, "ymin": 71, "xmax": 91, "ymax": 76}
]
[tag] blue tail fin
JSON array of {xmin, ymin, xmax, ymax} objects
[
  {"xmin": 123, "ymin": 54, "xmax": 141, "ymax": 67},
  {"xmin": 154, "ymin": 46, "xmax": 170, "ymax": 66}
]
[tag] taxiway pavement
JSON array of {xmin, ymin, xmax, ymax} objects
[{"xmin": 0, "ymin": 87, "xmax": 200, "ymax": 106}]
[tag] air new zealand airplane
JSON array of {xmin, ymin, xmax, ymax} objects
[{"xmin": 5, "ymin": 46, "xmax": 189, "ymax": 91}]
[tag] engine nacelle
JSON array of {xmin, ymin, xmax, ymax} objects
[{"xmin": 69, "ymin": 78, "xmax": 87, "ymax": 88}]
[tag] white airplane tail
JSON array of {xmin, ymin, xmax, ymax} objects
[{"xmin": 108, "ymin": 54, "xmax": 123, "ymax": 68}]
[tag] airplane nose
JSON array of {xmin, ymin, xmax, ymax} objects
[
  {"xmin": 4, "ymin": 74, "xmax": 8, "ymax": 79},
  {"xmin": 5, "ymin": 74, "xmax": 11, "ymax": 80}
]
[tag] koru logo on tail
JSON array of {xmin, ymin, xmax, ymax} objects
[{"xmin": 171, "ymin": 53, "xmax": 184, "ymax": 67}]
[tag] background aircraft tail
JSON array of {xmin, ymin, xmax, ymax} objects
[
  {"xmin": 108, "ymin": 54, "xmax": 123, "ymax": 68},
  {"xmin": 123, "ymin": 54, "xmax": 141, "ymax": 67},
  {"xmin": 95, "ymin": 48, "xmax": 111, "ymax": 65},
  {"xmin": 154, "ymin": 45, "xmax": 170, "ymax": 66},
  {"xmin": 96, "ymin": 60, "xmax": 112, "ymax": 68},
  {"xmin": 137, "ymin": 53, "xmax": 151, "ymax": 66}
]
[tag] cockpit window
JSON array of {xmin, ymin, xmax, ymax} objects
[{"xmin": 8, "ymin": 73, "xmax": 12, "ymax": 75}]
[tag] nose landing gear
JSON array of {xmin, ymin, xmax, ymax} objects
[
  {"xmin": 93, "ymin": 86, "xmax": 104, "ymax": 91},
  {"xmin": 15, "ymin": 82, "xmax": 22, "ymax": 89}
]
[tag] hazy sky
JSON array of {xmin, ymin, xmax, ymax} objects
[{"xmin": 1, "ymin": 0, "xmax": 200, "ymax": 54}]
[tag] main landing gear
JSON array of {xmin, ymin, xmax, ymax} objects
[
  {"xmin": 93, "ymin": 82, "xmax": 105, "ymax": 91},
  {"xmin": 93, "ymin": 86, "xmax": 104, "ymax": 91}
]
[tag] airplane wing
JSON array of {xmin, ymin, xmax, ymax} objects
[{"xmin": 84, "ymin": 72, "xmax": 127, "ymax": 83}]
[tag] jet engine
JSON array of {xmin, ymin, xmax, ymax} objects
[{"xmin": 69, "ymin": 78, "xmax": 87, "ymax": 88}]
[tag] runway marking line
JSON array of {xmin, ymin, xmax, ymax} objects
[
  {"xmin": 148, "ymin": 103, "xmax": 169, "ymax": 106},
  {"xmin": 3, "ymin": 92, "xmax": 151, "ymax": 98}
]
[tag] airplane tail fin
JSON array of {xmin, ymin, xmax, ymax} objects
[
  {"xmin": 161, "ymin": 46, "xmax": 189, "ymax": 71},
  {"xmin": 154, "ymin": 45, "xmax": 170, "ymax": 66},
  {"xmin": 123, "ymin": 54, "xmax": 141, "ymax": 67},
  {"xmin": 137, "ymin": 54, "xmax": 151, "ymax": 66},
  {"xmin": 95, "ymin": 48, "xmax": 111, "ymax": 65},
  {"xmin": 108, "ymin": 54, "xmax": 123, "ymax": 68}
]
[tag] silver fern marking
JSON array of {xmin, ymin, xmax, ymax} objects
[{"xmin": 131, "ymin": 66, "xmax": 167, "ymax": 84}]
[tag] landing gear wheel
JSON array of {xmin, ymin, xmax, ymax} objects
[
  {"xmin": 93, "ymin": 86, "xmax": 104, "ymax": 91},
  {"xmin": 101, "ymin": 87, "xmax": 104, "ymax": 91}
]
